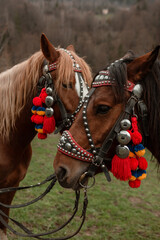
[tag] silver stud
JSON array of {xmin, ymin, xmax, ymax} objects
[
  {"xmin": 117, "ymin": 130, "xmax": 131, "ymax": 145},
  {"xmin": 120, "ymin": 119, "xmax": 131, "ymax": 130},
  {"xmin": 45, "ymin": 107, "xmax": 54, "ymax": 117},
  {"xmin": 46, "ymin": 87, "xmax": 53, "ymax": 95},
  {"xmin": 65, "ymin": 143, "xmax": 72, "ymax": 151},
  {"xmin": 72, "ymin": 148, "xmax": 77, "ymax": 154},
  {"xmin": 45, "ymin": 96, "xmax": 54, "ymax": 107},
  {"xmin": 116, "ymin": 145, "xmax": 129, "ymax": 158}
]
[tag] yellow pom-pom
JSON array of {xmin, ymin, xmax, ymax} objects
[
  {"xmin": 32, "ymin": 110, "xmax": 37, "ymax": 114},
  {"xmin": 135, "ymin": 149, "xmax": 145, "ymax": 157},
  {"xmin": 137, "ymin": 173, "xmax": 147, "ymax": 180},
  {"xmin": 129, "ymin": 175, "xmax": 136, "ymax": 181},
  {"xmin": 129, "ymin": 151, "xmax": 135, "ymax": 158},
  {"xmin": 37, "ymin": 111, "xmax": 45, "ymax": 116},
  {"xmin": 37, "ymin": 128, "xmax": 44, "ymax": 133}
]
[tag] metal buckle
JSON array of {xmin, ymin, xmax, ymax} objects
[{"xmin": 79, "ymin": 172, "xmax": 95, "ymax": 189}]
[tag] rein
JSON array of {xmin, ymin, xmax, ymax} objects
[
  {"xmin": 0, "ymin": 174, "xmax": 88, "ymax": 239},
  {"xmin": 58, "ymin": 60, "xmax": 149, "ymax": 187}
]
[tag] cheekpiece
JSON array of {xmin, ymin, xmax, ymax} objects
[{"xmin": 58, "ymin": 131, "xmax": 94, "ymax": 162}]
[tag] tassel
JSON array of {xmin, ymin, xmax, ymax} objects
[
  {"xmin": 39, "ymin": 88, "xmax": 48, "ymax": 103},
  {"xmin": 111, "ymin": 155, "xmax": 131, "ymax": 181},
  {"xmin": 43, "ymin": 116, "xmax": 56, "ymax": 134}
]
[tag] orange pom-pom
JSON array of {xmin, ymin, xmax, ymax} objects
[
  {"xmin": 43, "ymin": 116, "xmax": 56, "ymax": 134},
  {"xmin": 138, "ymin": 157, "xmax": 148, "ymax": 170},
  {"xmin": 130, "ymin": 157, "xmax": 138, "ymax": 170},
  {"xmin": 111, "ymin": 155, "xmax": 131, "ymax": 181},
  {"xmin": 33, "ymin": 97, "xmax": 42, "ymax": 106}
]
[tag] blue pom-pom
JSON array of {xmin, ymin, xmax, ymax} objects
[
  {"xmin": 137, "ymin": 169, "xmax": 146, "ymax": 177},
  {"xmin": 37, "ymin": 107, "xmax": 45, "ymax": 111},
  {"xmin": 35, "ymin": 124, "xmax": 43, "ymax": 129},
  {"xmin": 134, "ymin": 144, "xmax": 145, "ymax": 152}
]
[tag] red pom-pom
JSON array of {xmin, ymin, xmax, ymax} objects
[
  {"xmin": 33, "ymin": 97, "xmax": 42, "ymax": 106},
  {"xmin": 129, "ymin": 179, "xmax": 141, "ymax": 188},
  {"xmin": 38, "ymin": 133, "xmax": 47, "ymax": 139},
  {"xmin": 111, "ymin": 155, "xmax": 131, "ymax": 181},
  {"xmin": 40, "ymin": 88, "xmax": 47, "ymax": 103},
  {"xmin": 31, "ymin": 115, "xmax": 36, "ymax": 122},
  {"xmin": 138, "ymin": 157, "xmax": 148, "ymax": 170},
  {"xmin": 130, "ymin": 157, "xmax": 138, "ymax": 170},
  {"xmin": 131, "ymin": 131, "xmax": 142, "ymax": 145},
  {"xmin": 32, "ymin": 115, "xmax": 44, "ymax": 124},
  {"xmin": 43, "ymin": 116, "xmax": 56, "ymax": 134}
]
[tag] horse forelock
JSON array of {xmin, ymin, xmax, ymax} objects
[
  {"xmin": 55, "ymin": 48, "xmax": 92, "ymax": 91},
  {"xmin": 0, "ymin": 51, "xmax": 44, "ymax": 141}
]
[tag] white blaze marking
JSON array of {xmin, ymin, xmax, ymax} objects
[{"xmin": 75, "ymin": 72, "xmax": 88, "ymax": 99}]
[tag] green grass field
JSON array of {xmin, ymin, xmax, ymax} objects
[{"xmin": 8, "ymin": 134, "xmax": 160, "ymax": 240}]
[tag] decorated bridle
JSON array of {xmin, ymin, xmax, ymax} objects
[
  {"xmin": 31, "ymin": 48, "xmax": 89, "ymax": 139},
  {"xmin": 58, "ymin": 59, "xmax": 149, "ymax": 188}
]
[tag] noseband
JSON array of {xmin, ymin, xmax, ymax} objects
[
  {"xmin": 36, "ymin": 48, "xmax": 89, "ymax": 135},
  {"xmin": 58, "ymin": 59, "xmax": 148, "ymax": 186}
]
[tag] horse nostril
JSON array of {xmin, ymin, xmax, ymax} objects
[{"xmin": 57, "ymin": 167, "xmax": 68, "ymax": 182}]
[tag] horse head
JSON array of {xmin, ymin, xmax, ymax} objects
[{"xmin": 54, "ymin": 46, "xmax": 160, "ymax": 190}]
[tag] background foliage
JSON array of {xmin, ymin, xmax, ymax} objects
[{"xmin": 0, "ymin": 0, "xmax": 160, "ymax": 73}]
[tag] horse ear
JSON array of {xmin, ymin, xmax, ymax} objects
[
  {"xmin": 41, "ymin": 33, "xmax": 59, "ymax": 62},
  {"xmin": 66, "ymin": 45, "xmax": 75, "ymax": 52},
  {"xmin": 121, "ymin": 50, "xmax": 135, "ymax": 60},
  {"xmin": 127, "ymin": 46, "xmax": 160, "ymax": 82}
]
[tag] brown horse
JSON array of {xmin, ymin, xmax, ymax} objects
[
  {"xmin": 54, "ymin": 46, "xmax": 160, "ymax": 190},
  {"xmin": 0, "ymin": 34, "xmax": 92, "ymax": 239}
]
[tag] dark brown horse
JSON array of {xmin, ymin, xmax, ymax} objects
[
  {"xmin": 54, "ymin": 46, "xmax": 160, "ymax": 190},
  {"xmin": 0, "ymin": 34, "xmax": 92, "ymax": 239}
]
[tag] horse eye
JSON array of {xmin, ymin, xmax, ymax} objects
[
  {"xmin": 96, "ymin": 105, "xmax": 110, "ymax": 114},
  {"xmin": 62, "ymin": 83, "xmax": 72, "ymax": 89}
]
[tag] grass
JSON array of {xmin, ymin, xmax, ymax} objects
[{"xmin": 8, "ymin": 134, "xmax": 160, "ymax": 240}]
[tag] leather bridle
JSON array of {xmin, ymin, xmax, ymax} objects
[
  {"xmin": 38, "ymin": 48, "xmax": 89, "ymax": 134},
  {"xmin": 57, "ymin": 59, "xmax": 148, "ymax": 185}
]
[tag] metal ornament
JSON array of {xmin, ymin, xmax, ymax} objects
[
  {"xmin": 45, "ymin": 96, "xmax": 54, "ymax": 107},
  {"xmin": 65, "ymin": 143, "xmax": 72, "ymax": 151},
  {"xmin": 116, "ymin": 145, "xmax": 129, "ymax": 158},
  {"xmin": 45, "ymin": 107, "xmax": 54, "ymax": 117},
  {"xmin": 133, "ymin": 84, "xmax": 143, "ymax": 99},
  {"xmin": 46, "ymin": 87, "xmax": 53, "ymax": 95},
  {"xmin": 120, "ymin": 119, "xmax": 131, "ymax": 130},
  {"xmin": 117, "ymin": 130, "xmax": 131, "ymax": 145}
]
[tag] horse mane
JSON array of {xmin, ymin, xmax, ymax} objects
[
  {"xmin": 0, "ymin": 48, "xmax": 92, "ymax": 141},
  {"xmin": 0, "ymin": 51, "xmax": 44, "ymax": 141},
  {"xmin": 142, "ymin": 60, "xmax": 160, "ymax": 166},
  {"xmin": 55, "ymin": 48, "xmax": 92, "ymax": 90}
]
